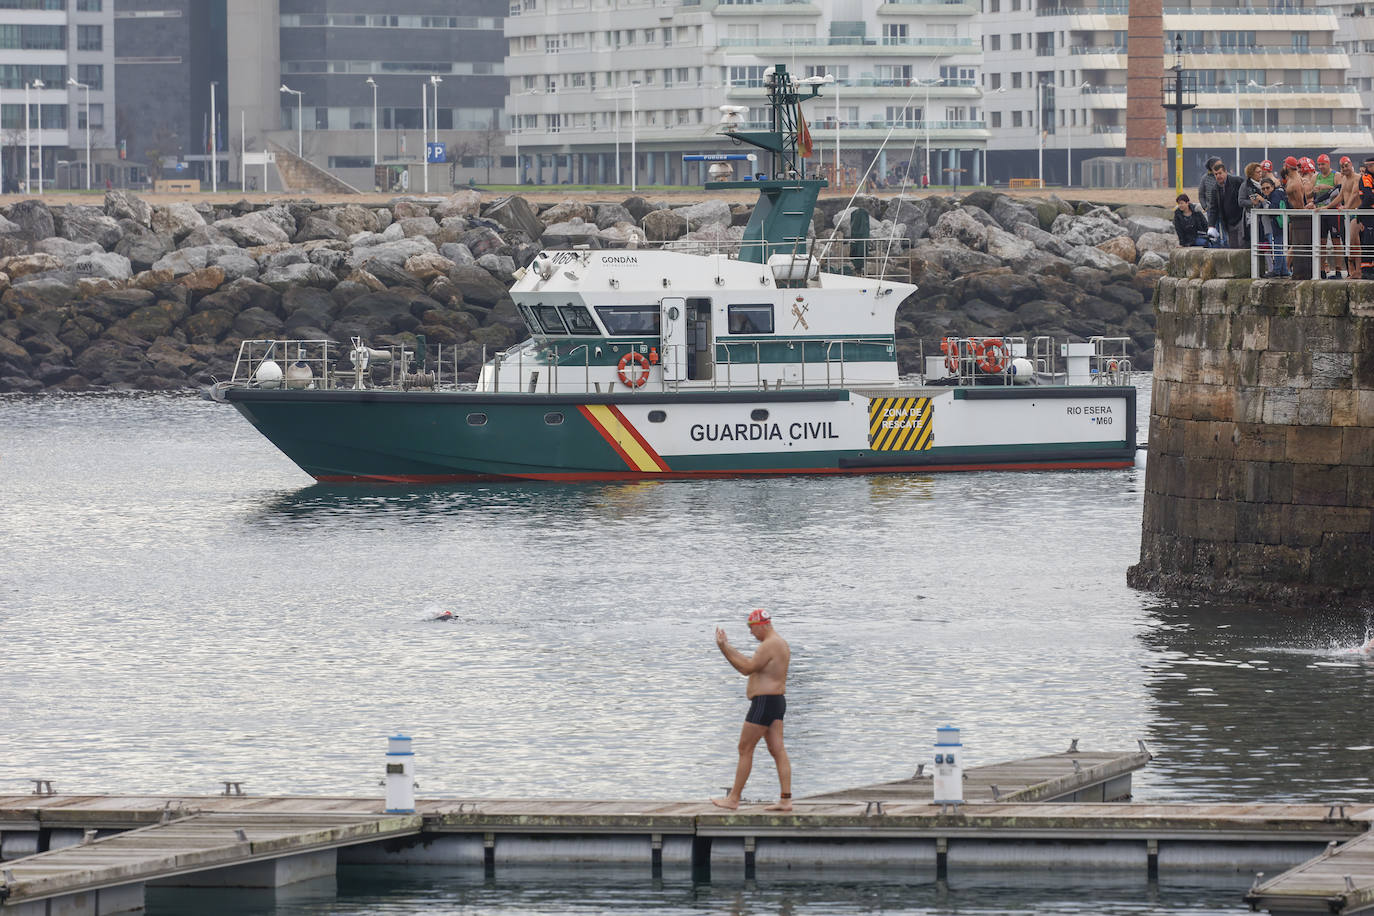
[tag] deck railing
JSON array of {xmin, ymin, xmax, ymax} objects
[{"xmin": 1246, "ymin": 207, "xmax": 1374, "ymax": 280}]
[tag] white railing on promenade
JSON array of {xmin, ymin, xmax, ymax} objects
[{"xmin": 1246, "ymin": 207, "xmax": 1374, "ymax": 280}]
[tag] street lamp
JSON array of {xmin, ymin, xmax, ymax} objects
[
  {"xmin": 279, "ymin": 84, "xmax": 303, "ymax": 157},
  {"xmin": 421, "ymin": 80, "xmax": 428, "ymax": 192},
  {"xmin": 1248, "ymin": 79, "xmax": 1282, "ymax": 162},
  {"xmin": 1065, "ymin": 81, "xmax": 1089, "ymax": 188},
  {"xmin": 365, "ymin": 77, "xmax": 378, "ymax": 176},
  {"xmin": 209, "ymin": 80, "xmax": 219, "ymax": 192},
  {"xmin": 1036, "ymin": 80, "xmax": 1047, "ymax": 189},
  {"xmin": 24, "ymin": 80, "xmax": 31, "ymax": 194},
  {"xmin": 630, "ymin": 80, "xmax": 640, "ymax": 192},
  {"xmin": 513, "ymin": 87, "xmax": 541, "ymax": 186},
  {"xmin": 429, "ymin": 74, "xmax": 443, "ymax": 187},
  {"xmin": 67, "ymin": 78, "xmax": 91, "ymax": 190},
  {"xmin": 33, "ymin": 79, "xmax": 44, "ymax": 195}
]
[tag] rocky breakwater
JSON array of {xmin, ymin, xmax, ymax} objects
[{"xmin": 0, "ymin": 189, "xmax": 1173, "ymax": 393}]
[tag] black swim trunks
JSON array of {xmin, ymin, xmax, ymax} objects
[{"xmin": 745, "ymin": 694, "xmax": 786, "ymax": 726}]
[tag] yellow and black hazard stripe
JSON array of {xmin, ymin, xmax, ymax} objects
[{"xmin": 867, "ymin": 397, "xmax": 933, "ymax": 451}]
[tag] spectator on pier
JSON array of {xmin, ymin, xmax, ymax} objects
[
  {"xmin": 1238, "ymin": 162, "xmax": 1267, "ymax": 249},
  {"xmin": 1198, "ymin": 156, "xmax": 1222, "ymax": 231},
  {"xmin": 1174, "ymin": 193, "xmax": 1210, "ymax": 247},
  {"xmin": 1208, "ymin": 161, "xmax": 1246, "ymax": 248},
  {"xmin": 1259, "ymin": 177, "xmax": 1289, "ymax": 277}
]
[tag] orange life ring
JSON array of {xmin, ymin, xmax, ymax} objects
[
  {"xmin": 617, "ymin": 351, "xmax": 650, "ymax": 388},
  {"xmin": 977, "ymin": 338, "xmax": 1008, "ymax": 374},
  {"xmin": 940, "ymin": 337, "xmax": 959, "ymax": 373}
]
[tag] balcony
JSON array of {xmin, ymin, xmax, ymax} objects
[
  {"xmin": 877, "ymin": 0, "xmax": 979, "ymax": 13},
  {"xmin": 711, "ymin": 0, "xmax": 822, "ymax": 14},
  {"xmin": 717, "ymin": 36, "xmax": 977, "ymax": 52},
  {"xmin": 1034, "ymin": 3, "xmax": 1127, "ymax": 28}
]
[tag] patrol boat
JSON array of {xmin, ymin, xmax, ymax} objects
[{"xmin": 213, "ymin": 65, "xmax": 1137, "ymax": 482}]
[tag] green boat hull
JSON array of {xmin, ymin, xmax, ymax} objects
[{"xmin": 226, "ymin": 387, "xmax": 1137, "ymax": 482}]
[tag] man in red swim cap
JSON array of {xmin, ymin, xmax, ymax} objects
[{"xmin": 712, "ymin": 608, "xmax": 792, "ymax": 811}]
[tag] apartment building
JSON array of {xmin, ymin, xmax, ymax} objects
[
  {"xmin": 1318, "ymin": 0, "xmax": 1374, "ymax": 132},
  {"xmin": 982, "ymin": 0, "xmax": 1373, "ymax": 186},
  {"xmin": 504, "ymin": 0, "xmax": 989, "ymax": 188},
  {"xmin": 1, "ymin": 0, "xmax": 116, "ymax": 191},
  {"xmin": 229, "ymin": 0, "xmax": 506, "ymax": 192}
]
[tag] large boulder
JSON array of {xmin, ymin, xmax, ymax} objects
[
  {"xmin": 257, "ymin": 205, "xmax": 298, "ymax": 238},
  {"xmin": 103, "ymin": 190, "xmax": 152, "ymax": 227},
  {"xmin": 1, "ymin": 253, "xmax": 63, "ymax": 279},
  {"xmin": 294, "ymin": 216, "xmax": 346, "ymax": 242},
  {"xmin": 1123, "ymin": 214, "xmax": 1173, "ymax": 241},
  {"xmin": 909, "ymin": 239, "xmax": 1003, "ymax": 275},
  {"xmin": 58, "ymin": 206, "xmax": 122, "ymax": 249},
  {"xmin": 178, "ymin": 223, "xmax": 232, "ymax": 249},
  {"xmin": 116, "ymin": 233, "xmax": 174, "ymax": 272},
  {"xmin": 642, "ymin": 208, "xmax": 688, "ymax": 242},
  {"xmin": 448, "ymin": 263, "xmax": 510, "ymax": 308},
  {"xmin": 675, "ymin": 199, "xmax": 731, "ymax": 230},
  {"xmin": 984, "ymin": 225, "xmax": 1036, "ymax": 261},
  {"xmin": 928, "ymin": 208, "xmax": 988, "ymax": 251},
  {"xmin": 883, "ymin": 200, "xmax": 929, "ymax": 244},
  {"xmin": 1069, "ymin": 244, "xmax": 1131, "ymax": 275},
  {"xmin": 484, "ymin": 196, "xmax": 543, "ymax": 239},
  {"xmin": 540, "ymin": 218, "xmax": 603, "ymax": 248},
  {"xmin": 347, "ymin": 237, "xmax": 436, "ymax": 271},
  {"xmin": 403, "ymin": 252, "xmax": 456, "ymax": 283},
  {"xmin": 260, "ymin": 262, "xmax": 337, "ymax": 292},
  {"xmin": 330, "ymin": 205, "xmax": 379, "ymax": 236},
  {"xmin": 215, "ymin": 212, "xmax": 289, "ymax": 247},
  {"xmin": 538, "ymin": 200, "xmax": 595, "ymax": 227},
  {"xmin": 70, "ymin": 252, "xmax": 133, "ymax": 281},
  {"xmin": 398, "ymin": 216, "xmax": 440, "ymax": 238},
  {"xmin": 34, "ymin": 238, "xmax": 104, "ymax": 261},
  {"xmin": 213, "ymin": 252, "xmax": 261, "ymax": 282},
  {"xmin": 1135, "ymin": 231, "xmax": 1179, "ymax": 260},
  {"xmin": 8, "ymin": 200, "xmax": 55, "ymax": 242},
  {"xmin": 150, "ymin": 203, "xmax": 206, "ymax": 242},
  {"xmin": 1096, "ymin": 235, "xmax": 1137, "ymax": 263},
  {"xmin": 433, "ymin": 190, "xmax": 482, "ymax": 220},
  {"xmin": 990, "ymin": 196, "xmax": 1037, "ymax": 232},
  {"xmin": 594, "ymin": 203, "xmax": 635, "ymax": 230},
  {"xmin": 1050, "ymin": 213, "xmax": 1129, "ymax": 247},
  {"xmin": 1011, "ymin": 221, "xmax": 1073, "ymax": 258}
]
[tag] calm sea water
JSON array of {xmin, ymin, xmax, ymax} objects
[{"xmin": 2, "ymin": 383, "xmax": 1372, "ymax": 914}]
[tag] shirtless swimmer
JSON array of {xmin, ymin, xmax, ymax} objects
[{"xmin": 712, "ymin": 608, "xmax": 792, "ymax": 812}]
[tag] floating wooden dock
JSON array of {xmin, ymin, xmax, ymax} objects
[
  {"xmin": 1, "ymin": 748, "xmax": 1371, "ymax": 915},
  {"xmin": 1245, "ymin": 823, "xmax": 1374, "ymax": 915}
]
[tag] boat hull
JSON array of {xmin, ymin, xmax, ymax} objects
[{"xmin": 226, "ymin": 386, "xmax": 1138, "ymax": 482}]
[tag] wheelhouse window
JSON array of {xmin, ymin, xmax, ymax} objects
[
  {"xmin": 727, "ymin": 304, "xmax": 774, "ymax": 334},
  {"xmin": 594, "ymin": 305, "xmax": 660, "ymax": 336},
  {"xmin": 559, "ymin": 304, "xmax": 599, "ymax": 334},
  {"xmin": 532, "ymin": 305, "xmax": 568, "ymax": 334}
]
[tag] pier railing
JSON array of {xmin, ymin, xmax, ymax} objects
[{"xmin": 1246, "ymin": 206, "xmax": 1374, "ymax": 280}]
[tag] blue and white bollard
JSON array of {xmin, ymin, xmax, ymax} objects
[
  {"xmin": 932, "ymin": 725, "xmax": 963, "ymax": 807},
  {"xmin": 384, "ymin": 734, "xmax": 415, "ymax": 813}
]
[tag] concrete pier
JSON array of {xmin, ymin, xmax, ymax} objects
[{"xmin": 1129, "ymin": 248, "xmax": 1374, "ymax": 604}]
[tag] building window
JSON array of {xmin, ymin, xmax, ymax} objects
[
  {"xmin": 1012, "ymin": 72, "xmax": 1023, "ymax": 88},
  {"xmin": 77, "ymin": 25, "xmax": 103, "ymax": 51},
  {"xmin": 77, "ymin": 103, "xmax": 103, "ymax": 129},
  {"xmin": 0, "ymin": 0, "xmax": 64, "ymax": 8},
  {"xmin": 1012, "ymin": 111, "xmax": 1023, "ymax": 127},
  {"xmin": 1, "ymin": 64, "xmax": 67, "ymax": 90},
  {"xmin": 77, "ymin": 0, "xmax": 103, "ymax": 10},
  {"xmin": 1011, "ymin": 33, "xmax": 1022, "ymax": 50},
  {"xmin": 76, "ymin": 64, "xmax": 103, "ymax": 90},
  {"xmin": 990, "ymin": 34, "xmax": 1001, "ymax": 51},
  {"xmin": 991, "ymin": 111, "xmax": 1002, "ymax": 128},
  {"xmin": 0, "ymin": 25, "xmax": 67, "ymax": 50}
]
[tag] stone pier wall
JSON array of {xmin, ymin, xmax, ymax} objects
[{"xmin": 1128, "ymin": 249, "xmax": 1374, "ymax": 605}]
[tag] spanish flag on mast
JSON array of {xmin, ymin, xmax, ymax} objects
[{"xmin": 796, "ymin": 103, "xmax": 813, "ymax": 158}]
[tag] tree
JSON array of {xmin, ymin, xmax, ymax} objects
[
  {"xmin": 476, "ymin": 114, "xmax": 505, "ymax": 184},
  {"xmin": 143, "ymin": 124, "xmax": 180, "ymax": 182}
]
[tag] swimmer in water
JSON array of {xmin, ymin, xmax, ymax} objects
[
  {"xmin": 1360, "ymin": 635, "xmax": 1374, "ymax": 654},
  {"xmin": 432, "ymin": 611, "xmax": 455, "ymax": 622}
]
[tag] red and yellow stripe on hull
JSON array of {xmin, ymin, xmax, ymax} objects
[{"xmin": 576, "ymin": 404, "xmax": 670, "ymax": 473}]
